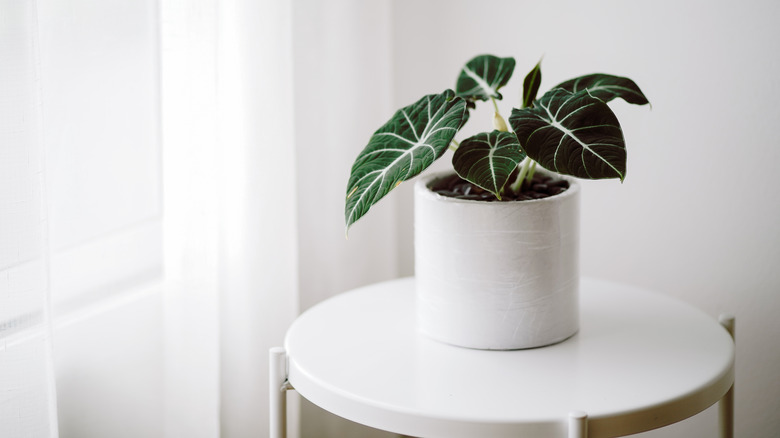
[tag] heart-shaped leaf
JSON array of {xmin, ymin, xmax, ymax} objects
[
  {"xmin": 554, "ymin": 74, "xmax": 649, "ymax": 105},
  {"xmin": 509, "ymin": 88, "xmax": 626, "ymax": 180},
  {"xmin": 346, "ymin": 90, "xmax": 468, "ymax": 229},
  {"xmin": 522, "ymin": 60, "xmax": 543, "ymax": 108},
  {"xmin": 452, "ymin": 131, "xmax": 526, "ymax": 198},
  {"xmin": 455, "ymin": 55, "xmax": 516, "ymax": 102}
]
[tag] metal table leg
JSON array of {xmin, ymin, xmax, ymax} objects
[
  {"xmin": 569, "ymin": 411, "xmax": 588, "ymax": 438},
  {"xmin": 270, "ymin": 347, "xmax": 290, "ymax": 438},
  {"xmin": 718, "ymin": 315, "xmax": 735, "ymax": 438}
]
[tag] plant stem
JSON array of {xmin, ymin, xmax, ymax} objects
[
  {"xmin": 491, "ymin": 96, "xmax": 500, "ymax": 113},
  {"xmin": 526, "ymin": 160, "xmax": 537, "ymax": 183},
  {"xmin": 510, "ymin": 158, "xmax": 532, "ymax": 194},
  {"xmin": 449, "ymin": 139, "xmax": 460, "ymax": 151}
]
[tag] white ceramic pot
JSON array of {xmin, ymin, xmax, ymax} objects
[{"xmin": 414, "ymin": 171, "xmax": 580, "ymax": 350}]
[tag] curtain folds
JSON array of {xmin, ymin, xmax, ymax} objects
[
  {"xmin": 163, "ymin": 1, "xmax": 398, "ymax": 436},
  {"xmin": 0, "ymin": 1, "xmax": 59, "ymax": 436},
  {"xmin": 161, "ymin": 0, "xmax": 299, "ymax": 436},
  {"xmin": 161, "ymin": 0, "xmax": 220, "ymax": 436},
  {"xmin": 217, "ymin": 0, "xmax": 300, "ymax": 435}
]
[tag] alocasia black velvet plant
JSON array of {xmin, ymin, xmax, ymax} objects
[{"xmin": 345, "ymin": 54, "xmax": 649, "ymax": 230}]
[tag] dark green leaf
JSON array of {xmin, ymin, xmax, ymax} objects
[
  {"xmin": 455, "ymin": 55, "xmax": 516, "ymax": 102},
  {"xmin": 509, "ymin": 88, "xmax": 626, "ymax": 180},
  {"xmin": 522, "ymin": 60, "xmax": 542, "ymax": 108},
  {"xmin": 452, "ymin": 131, "xmax": 526, "ymax": 198},
  {"xmin": 554, "ymin": 74, "xmax": 649, "ymax": 105},
  {"xmin": 345, "ymin": 90, "xmax": 468, "ymax": 229}
]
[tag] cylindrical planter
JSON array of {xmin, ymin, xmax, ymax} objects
[{"xmin": 414, "ymin": 171, "xmax": 580, "ymax": 350}]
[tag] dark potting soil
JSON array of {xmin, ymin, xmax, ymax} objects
[{"xmin": 430, "ymin": 173, "xmax": 569, "ymax": 202}]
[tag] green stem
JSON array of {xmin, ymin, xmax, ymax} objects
[
  {"xmin": 449, "ymin": 139, "xmax": 460, "ymax": 151},
  {"xmin": 526, "ymin": 161, "xmax": 537, "ymax": 183},
  {"xmin": 490, "ymin": 97, "xmax": 500, "ymax": 113},
  {"xmin": 510, "ymin": 158, "xmax": 532, "ymax": 194}
]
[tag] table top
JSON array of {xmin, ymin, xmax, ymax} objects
[{"xmin": 284, "ymin": 277, "xmax": 734, "ymax": 438}]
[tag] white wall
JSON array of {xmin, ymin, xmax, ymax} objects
[
  {"xmin": 293, "ymin": 0, "xmax": 399, "ymax": 312},
  {"xmin": 391, "ymin": 0, "xmax": 780, "ymax": 437}
]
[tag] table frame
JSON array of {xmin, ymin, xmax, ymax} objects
[{"xmin": 269, "ymin": 288, "xmax": 735, "ymax": 438}]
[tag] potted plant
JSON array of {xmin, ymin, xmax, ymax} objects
[{"xmin": 345, "ymin": 54, "xmax": 649, "ymax": 350}]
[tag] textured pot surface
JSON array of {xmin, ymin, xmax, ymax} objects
[{"xmin": 414, "ymin": 172, "xmax": 580, "ymax": 350}]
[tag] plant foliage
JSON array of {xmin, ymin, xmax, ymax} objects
[
  {"xmin": 522, "ymin": 60, "xmax": 542, "ymax": 109},
  {"xmin": 452, "ymin": 131, "xmax": 526, "ymax": 199},
  {"xmin": 509, "ymin": 89, "xmax": 626, "ymax": 180},
  {"xmin": 345, "ymin": 90, "xmax": 468, "ymax": 229},
  {"xmin": 455, "ymin": 55, "xmax": 516, "ymax": 102},
  {"xmin": 345, "ymin": 54, "xmax": 649, "ymax": 230}
]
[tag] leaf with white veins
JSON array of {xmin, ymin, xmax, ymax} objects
[
  {"xmin": 455, "ymin": 55, "xmax": 516, "ymax": 102},
  {"xmin": 452, "ymin": 131, "xmax": 526, "ymax": 198},
  {"xmin": 509, "ymin": 88, "xmax": 626, "ymax": 180},
  {"xmin": 345, "ymin": 90, "xmax": 467, "ymax": 229},
  {"xmin": 554, "ymin": 73, "xmax": 649, "ymax": 105}
]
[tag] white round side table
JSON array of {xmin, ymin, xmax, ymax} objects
[{"xmin": 270, "ymin": 278, "xmax": 735, "ymax": 438}]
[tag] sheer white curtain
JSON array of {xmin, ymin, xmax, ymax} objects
[
  {"xmin": 163, "ymin": 0, "xmax": 400, "ymax": 436},
  {"xmin": 0, "ymin": 1, "xmax": 59, "ymax": 437},
  {"xmin": 1, "ymin": 0, "xmax": 397, "ymax": 435},
  {"xmin": 162, "ymin": 0, "xmax": 300, "ymax": 436}
]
